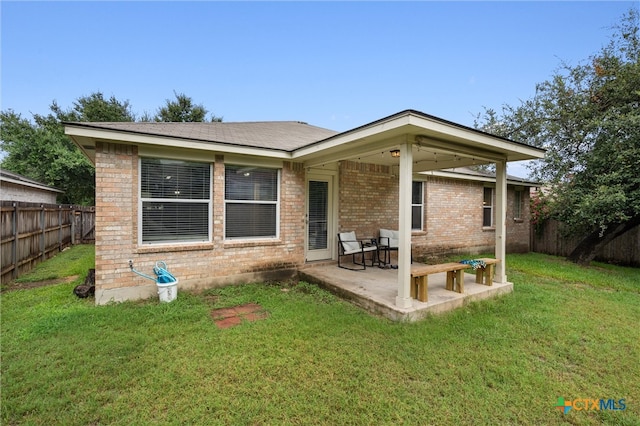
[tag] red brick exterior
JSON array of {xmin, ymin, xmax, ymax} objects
[
  {"xmin": 94, "ymin": 149, "xmax": 531, "ymax": 303},
  {"xmin": 336, "ymin": 161, "xmax": 531, "ymax": 261},
  {"xmin": 94, "ymin": 144, "xmax": 306, "ymax": 304}
]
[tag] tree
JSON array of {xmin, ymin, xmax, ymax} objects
[
  {"xmin": 475, "ymin": 8, "xmax": 640, "ymax": 265},
  {"xmin": 51, "ymin": 92, "xmax": 136, "ymax": 122},
  {"xmin": 1, "ymin": 92, "xmax": 136, "ymax": 205},
  {"xmin": 154, "ymin": 91, "xmax": 222, "ymax": 122}
]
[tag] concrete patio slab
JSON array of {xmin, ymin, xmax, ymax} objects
[{"xmin": 298, "ymin": 262, "xmax": 513, "ymax": 322}]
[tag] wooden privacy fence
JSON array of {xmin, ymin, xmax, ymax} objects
[
  {"xmin": 1, "ymin": 201, "xmax": 95, "ymax": 283},
  {"xmin": 531, "ymin": 219, "xmax": 640, "ymax": 266}
]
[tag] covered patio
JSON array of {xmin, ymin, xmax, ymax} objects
[
  {"xmin": 299, "ymin": 261, "xmax": 513, "ymax": 321},
  {"xmin": 295, "ymin": 110, "xmax": 545, "ymax": 311}
]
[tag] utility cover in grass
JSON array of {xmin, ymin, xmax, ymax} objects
[{"xmin": 211, "ymin": 303, "xmax": 269, "ymax": 329}]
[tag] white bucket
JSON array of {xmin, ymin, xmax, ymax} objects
[{"xmin": 157, "ymin": 279, "xmax": 178, "ymax": 303}]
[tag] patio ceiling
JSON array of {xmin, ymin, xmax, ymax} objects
[{"xmin": 293, "ymin": 110, "xmax": 545, "ymax": 172}]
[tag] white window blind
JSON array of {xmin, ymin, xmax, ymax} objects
[
  {"xmin": 140, "ymin": 158, "xmax": 211, "ymax": 243},
  {"xmin": 225, "ymin": 165, "xmax": 279, "ymax": 239}
]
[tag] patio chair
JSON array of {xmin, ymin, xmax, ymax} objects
[
  {"xmin": 378, "ymin": 228, "xmax": 412, "ymax": 268},
  {"xmin": 378, "ymin": 229, "xmax": 399, "ymax": 268},
  {"xmin": 337, "ymin": 231, "xmax": 378, "ymax": 270}
]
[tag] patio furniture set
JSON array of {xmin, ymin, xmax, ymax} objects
[
  {"xmin": 337, "ymin": 230, "xmax": 499, "ymax": 303},
  {"xmin": 337, "ymin": 229, "xmax": 400, "ymax": 271}
]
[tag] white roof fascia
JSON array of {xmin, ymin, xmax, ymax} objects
[
  {"xmin": 411, "ymin": 117, "xmax": 545, "ymax": 161},
  {"xmin": 293, "ymin": 110, "xmax": 544, "ymax": 164},
  {"xmin": 65, "ymin": 125, "xmax": 291, "ymax": 160},
  {"xmin": 292, "ymin": 114, "xmax": 413, "ymax": 160}
]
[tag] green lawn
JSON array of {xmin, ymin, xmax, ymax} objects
[{"xmin": 1, "ymin": 247, "xmax": 638, "ymax": 425}]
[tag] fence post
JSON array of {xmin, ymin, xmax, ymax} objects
[
  {"xmin": 12, "ymin": 202, "xmax": 18, "ymax": 279},
  {"xmin": 40, "ymin": 204, "xmax": 45, "ymax": 261},
  {"xmin": 58, "ymin": 205, "xmax": 63, "ymax": 252},
  {"xmin": 71, "ymin": 208, "xmax": 76, "ymax": 245}
]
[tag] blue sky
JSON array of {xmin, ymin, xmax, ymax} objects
[{"xmin": 1, "ymin": 1, "xmax": 634, "ymax": 175}]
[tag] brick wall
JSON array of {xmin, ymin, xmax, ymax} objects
[
  {"xmin": 95, "ymin": 147, "xmax": 531, "ymax": 303},
  {"xmin": 94, "ymin": 142, "xmax": 137, "ymax": 296},
  {"xmin": 0, "ymin": 182, "xmax": 59, "ymax": 204},
  {"xmin": 94, "ymin": 146, "xmax": 306, "ymax": 304},
  {"xmin": 415, "ymin": 177, "xmax": 495, "ymax": 259},
  {"xmin": 337, "ymin": 161, "xmax": 531, "ymax": 261},
  {"xmin": 338, "ymin": 161, "xmax": 398, "ymax": 239}
]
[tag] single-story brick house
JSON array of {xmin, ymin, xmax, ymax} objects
[{"xmin": 65, "ymin": 109, "xmax": 545, "ymax": 307}]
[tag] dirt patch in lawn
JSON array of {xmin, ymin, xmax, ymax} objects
[
  {"xmin": 211, "ymin": 303, "xmax": 269, "ymax": 329},
  {"xmin": 1, "ymin": 275, "xmax": 80, "ymax": 293}
]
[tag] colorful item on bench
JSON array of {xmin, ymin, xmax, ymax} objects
[{"xmin": 459, "ymin": 259, "xmax": 487, "ymax": 270}]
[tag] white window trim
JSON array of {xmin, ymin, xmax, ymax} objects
[
  {"xmin": 223, "ymin": 165, "xmax": 281, "ymax": 241},
  {"xmin": 138, "ymin": 157, "xmax": 213, "ymax": 245}
]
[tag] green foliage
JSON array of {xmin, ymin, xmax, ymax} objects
[
  {"xmin": 476, "ymin": 8, "xmax": 640, "ymax": 255},
  {"xmin": 50, "ymin": 92, "xmax": 136, "ymax": 122},
  {"xmin": 154, "ymin": 91, "xmax": 222, "ymax": 122},
  {"xmin": 1, "ymin": 92, "xmax": 136, "ymax": 205},
  {"xmin": 530, "ymin": 191, "xmax": 551, "ymax": 234},
  {"xmin": 1, "ymin": 91, "xmax": 222, "ymax": 205},
  {"xmin": 1, "ymin": 109, "xmax": 96, "ymax": 204},
  {"xmin": 1, "ymin": 251, "xmax": 639, "ymax": 425}
]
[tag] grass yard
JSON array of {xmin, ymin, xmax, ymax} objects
[{"xmin": 1, "ymin": 247, "xmax": 638, "ymax": 425}]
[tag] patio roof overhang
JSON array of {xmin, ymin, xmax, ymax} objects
[
  {"xmin": 65, "ymin": 109, "xmax": 544, "ymax": 169},
  {"xmin": 293, "ymin": 110, "xmax": 545, "ymax": 171}
]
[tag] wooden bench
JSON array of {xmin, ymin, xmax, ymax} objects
[
  {"xmin": 410, "ymin": 263, "xmax": 469, "ymax": 302},
  {"xmin": 471, "ymin": 258, "xmax": 500, "ymax": 286}
]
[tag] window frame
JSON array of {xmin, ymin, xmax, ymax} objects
[
  {"xmin": 483, "ymin": 187, "xmax": 494, "ymax": 228},
  {"xmin": 138, "ymin": 157, "xmax": 212, "ymax": 245},
  {"xmin": 514, "ymin": 190, "xmax": 524, "ymax": 220},
  {"xmin": 224, "ymin": 164, "xmax": 281, "ymax": 241},
  {"xmin": 411, "ymin": 181, "xmax": 424, "ymax": 231}
]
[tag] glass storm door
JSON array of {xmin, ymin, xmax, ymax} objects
[{"xmin": 306, "ymin": 176, "xmax": 332, "ymax": 261}]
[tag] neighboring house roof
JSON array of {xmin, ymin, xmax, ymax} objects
[
  {"xmin": 0, "ymin": 169, "xmax": 64, "ymax": 194},
  {"xmin": 426, "ymin": 166, "xmax": 541, "ymax": 187}
]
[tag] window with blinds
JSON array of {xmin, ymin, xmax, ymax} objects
[
  {"xmin": 140, "ymin": 158, "xmax": 211, "ymax": 243},
  {"xmin": 483, "ymin": 187, "xmax": 494, "ymax": 227},
  {"xmin": 514, "ymin": 190, "xmax": 524, "ymax": 220},
  {"xmin": 412, "ymin": 181, "xmax": 424, "ymax": 230},
  {"xmin": 224, "ymin": 165, "xmax": 279, "ymax": 239}
]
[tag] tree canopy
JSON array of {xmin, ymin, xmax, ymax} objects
[
  {"xmin": 1, "ymin": 91, "xmax": 221, "ymax": 205},
  {"xmin": 153, "ymin": 91, "xmax": 222, "ymax": 122},
  {"xmin": 476, "ymin": 8, "xmax": 640, "ymax": 265}
]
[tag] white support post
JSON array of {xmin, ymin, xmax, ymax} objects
[
  {"xmin": 396, "ymin": 140, "xmax": 413, "ymax": 309},
  {"xmin": 495, "ymin": 160, "xmax": 507, "ymax": 283}
]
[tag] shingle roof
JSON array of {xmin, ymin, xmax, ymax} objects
[
  {"xmin": 0, "ymin": 168, "xmax": 64, "ymax": 192},
  {"xmin": 67, "ymin": 121, "xmax": 339, "ymax": 151},
  {"xmin": 440, "ymin": 166, "xmax": 540, "ymax": 185}
]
